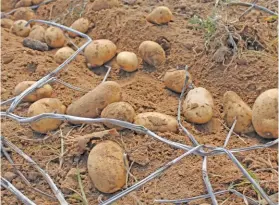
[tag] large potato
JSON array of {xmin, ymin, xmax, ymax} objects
[
  {"xmin": 116, "ymin": 51, "xmax": 138, "ymax": 72},
  {"xmin": 15, "ymin": 0, "xmax": 32, "ymax": 8},
  {"xmin": 101, "ymin": 102, "xmax": 135, "ymax": 130},
  {"xmin": 67, "ymin": 81, "xmax": 121, "ymax": 120},
  {"xmin": 45, "ymin": 27, "xmax": 66, "ymax": 48},
  {"xmin": 139, "ymin": 41, "xmax": 165, "ymax": 67},
  {"xmin": 87, "ymin": 140, "xmax": 127, "ymax": 193},
  {"xmin": 28, "ymin": 98, "xmax": 66, "ymax": 133},
  {"xmin": 252, "ymin": 89, "xmax": 278, "ymax": 139},
  {"xmin": 14, "ymin": 81, "xmax": 53, "ymax": 102},
  {"xmin": 13, "ymin": 7, "xmax": 35, "ymax": 21},
  {"xmin": 183, "ymin": 87, "xmax": 214, "ymax": 124},
  {"xmin": 163, "ymin": 69, "xmax": 192, "ymax": 93},
  {"xmin": 134, "ymin": 112, "xmax": 178, "ymax": 132},
  {"xmin": 11, "ymin": 20, "xmax": 31, "ymax": 37},
  {"xmin": 146, "ymin": 6, "xmax": 173, "ymax": 24},
  {"xmin": 54, "ymin": 47, "xmax": 75, "ymax": 64},
  {"xmin": 84, "ymin": 39, "xmax": 117, "ymax": 67},
  {"xmin": 69, "ymin": 18, "xmax": 89, "ymax": 37},
  {"xmin": 1, "ymin": 19, "xmax": 14, "ymax": 29},
  {"xmin": 223, "ymin": 91, "xmax": 254, "ymax": 133},
  {"xmin": 28, "ymin": 25, "xmax": 45, "ymax": 42},
  {"xmin": 91, "ymin": 0, "xmax": 119, "ymax": 11}
]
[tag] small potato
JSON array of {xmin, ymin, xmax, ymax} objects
[
  {"xmin": 13, "ymin": 7, "xmax": 35, "ymax": 21},
  {"xmin": 28, "ymin": 25, "xmax": 45, "ymax": 42},
  {"xmin": 32, "ymin": 0, "xmax": 44, "ymax": 4},
  {"xmin": 69, "ymin": 18, "xmax": 89, "ymax": 37},
  {"xmin": 146, "ymin": 6, "xmax": 173, "ymax": 24},
  {"xmin": 183, "ymin": 87, "xmax": 214, "ymax": 124},
  {"xmin": 223, "ymin": 91, "xmax": 254, "ymax": 133},
  {"xmin": 139, "ymin": 41, "xmax": 165, "ymax": 67},
  {"xmin": 84, "ymin": 39, "xmax": 117, "ymax": 67},
  {"xmin": 252, "ymin": 88, "xmax": 278, "ymax": 139},
  {"xmin": 91, "ymin": 0, "xmax": 119, "ymax": 11},
  {"xmin": 54, "ymin": 47, "xmax": 75, "ymax": 64},
  {"xmin": 163, "ymin": 69, "xmax": 192, "ymax": 93},
  {"xmin": 67, "ymin": 81, "xmax": 121, "ymax": 120},
  {"xmin": 116, "ymin": 51, "xmax": 138, "ymax": 72},
  {"xmin": 134, "ymin": 112, "xmax": 178, "ymax": 133},
  {"xmin": 15, "ymin": 0, "xmax": 32, "ymax": 8},
  {"xmin": 87, "ymin": 140, "xmax": 127, "ymax": 193},
  {"xmin": 14, "ymin": 81, "xmax": 53, "ymax": 102},
  {"xmin": 28, "ymin": 98, "xmax": 66, "ymax": 133},
  {"xmin": 1, "ymin": 19, "xmax": 14, "ymax": 29},
  {"xmin": 101, "ymin": 102, "xmax": 136, "ymax": 130},
  {"xmin": 11, "ymin": 20, "xmax": 31, "ymax": 37},
  {"xmin": 45, "ymin": 27, "xmax": 66, "ymax": 48}
]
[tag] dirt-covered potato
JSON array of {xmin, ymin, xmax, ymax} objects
[
  {"xmin": 15, "ymin": 0, "xmax": 32, "ymax": 8},
  {"xmin": 32, "ymin": 0, "xmax": 44, "ymax": 4},
  {"xmin": 14, "ymin": 81, "xmax": 53, "ymax": 102},
  {"xmin": 223, "ymin": 91, "xmax": 254, "ymax": 133},
  {"xmin": 84, "ymin": 39, "xmax": 117, "ymax": 67},
  {"xmin": 67, "ymin": 81, "xmax": 121, "ymax": 120},
  {"xmin": 91, "ymin": 0, "xmax": 119, "ymax": 11},
  {"xmin": 252, "ymin": 88, "xmax": 278, "ymax": 139},
  {"xmin": 183, "ymin": 87, "xmax": 214, "ymax": 124},
  {"xmin": 45, "ymin": 26, "xmax": 66, "ymax": 48},
  {"xmin": 1, "ymin": 0, "xmax": 17, "ymax": 12},
  {"xmin": 134, "ymin": 112, "xmax": 178, "ymax": 132},
  {"xmin": 11, "ymin": 20, "xmax": 31, "ymax": 37},
  {"xmin": 163, "ymin": 69, "xmax": 192, "ymax": 93},
  {"xmin": 1, "ymin": 19, "xmax": 14, "ymax": 29},
  {"xmin": 139, "ymin": 41, "xmax": 166, "ymax": 67},
  {"xmin": 54, "ymin": 47, "xmax": 75, "ymax": 64},
  {"xmin": 146, "ymin": 6, "xmax": 173, "ymax": 24},
  {"xmin": 28, "ymin": 98, "xmax": 66, "ymax": 133},
  {"xmin": 101, "ymin": 102, "xmax": 136, "ymax": 130},
  {"xmin": 69, "ymin": 18, "xmax": 89, "ymax": 37},
  {"xmin": 87, "ymin": 140, "xmax": 127, "ymax": 193},
  {"xmin": 116, "ymin": 51, "xmax": 138, "ymax": 72},
  {"xmin": 28, "ymin": 25, "xmax": 45, "ymax": 42},
  {"xmin": 13, "ymin": 7, "xmax": 35, "ymax": 21}
]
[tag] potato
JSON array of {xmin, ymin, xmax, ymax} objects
[
  {"xmin": 139, "ymin": 41, "xmax": 165, "ymax": 67},
  {"xmin": 146, "ymin": 6, "xmax": 173, "ymax": 24},
  {"xmin": 1, "ymin": 0, "xmax": 17, "ymax": 12},
  {"xmin": 223, "ymin": 91, "xmax": 254, "ymax": 133},
  {"xmin": 91, "ymin": 0, "xmax": 119, "ymax": 11},
  {"xmin": 11, "ymin": 20, "xmax": 31, "ymax": 37},
  {"xmin": 13, "ymin": 7, "xmax": 35, "ymax": 21},
  {"xmin": 28, "ymin": 25, "xmax": 45, "ymax": 42},
  {"xmin": 67, "ymin": 81, "xmax": 121, "ymax": 120},
  {"xmin": 101, "ymin": 102, "xmax": 135, "ymax": 130},
  {"xmin": 15, "ymin": 0, "xmax": 32, "ymax": 8},
  {"xmin": 69, "ymin": 18, "xmax": 89, "ymax": 37},
  {"xmin": 32, "ymin": 0, "xmax": 44, "ymax": 4},
  {"xmin": 45, "ymin": 26, "xmax": 66, "ymax": 48},
  {"xmin": 183, "ymin": 87, "xmax": 214, "ymax": 124},
  {"xmin": 28, "ymin": 98, "xmax": 66, "ymax": 133},
  {"xmin": 252, "ymin": 88, "xmax": 278, "ymax": 139},
  {"xmin": 134, "ymin": 112, "xmax": 178, "ymax": 132},
  {"xmin": 87, "ymin": 140, "xmax": 127, "ymax": 193},
  {"xmin": 14, "ymin": 81, "xmax": 53, "ymax": 102},
  {"xmin": 163, "ymin": 69, "xmax": 192, "ymax": 93},
  {"xmin": 1, "ymin": 19, "xmax": 14, "ymax": 29},
  {"xmin": 116, "ymin": 51, "xmax": 138, "ymax": 72},
  {"xmin": 84, "ymin": 39, "xmax": 117, "ymax": 67},
  {"xmin": 54, "ymin": 47, "xmax": 75, "ymax": 64}
]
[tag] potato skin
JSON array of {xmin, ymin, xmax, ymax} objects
[
  {"xmin": 134, "ymin": 112, "xmax": 178, "ymax": 132},
  {"xmin": 1, "ymin": 19, "xmax": 14, "ymax": 29},
  {"xmin": 28, "ymin": 98, "xmax": 66, "ymax": 133},
  {"xmin": 252, "ymin": 88, "xmax": 278, "ymax": 139},
  {"xmin": 11, "ymin": 20, "xmax": 31, "ymax": 37},
  {"xmin": 139, "ymin": 41, "xmax": 166, "ymax": 67},
  {"xmin": 54, "ymin": 47, "xmax": 75, "ymax": 64},
  {"xmin": 223, "ymin": 91, "xmax": 254, "ymax": 133},
  {"xmin": 183, "ymin": 87, "xmax": 214, "ymax": 124},
  {"xmin": 163, "ymin": 69, "xmax": 192, "ymax": 93},
  {"xmin": 67, "ymin": 81, "xmax": 121, "ymax": 120},
  {"xmin": 15, "ymin": 0, "xmax": 32, "ymax": 8},
  {"xmin": 13, "ymin": 7, "xmax": 35, "ymax": 21},
  {"xmin": 116, "ymin": 51, "xmax": 138, "ymax": 72},
  {"xmin": 45, "ymin": 27, "xmax": 66, "ymax": 48},
  {"xmin": 87, "ymin": 140, "xmax": 127, "ymax": 193},
  {"xmin": 29, "ymin": 25, "xmax": 45, "ymax": 42},
  {"xmin": 146, "ymin": 6, "xmax": 173, "ymax": 24},
  {"xmin": 69, "ymin": 18, "xmax": 89, "ymax": 37},
  {"xmin": 101, "ymin": 102, "xmax": 135, "ymax": 130},
  {"xmin": 84, "ymin": 39, "xmax": 117, "ymax": 67}
]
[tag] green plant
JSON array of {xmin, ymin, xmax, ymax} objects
[{"xmin": 189, "ymin": 15, "xmax": 217, "ymax": 39}]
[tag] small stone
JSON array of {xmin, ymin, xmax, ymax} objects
[
  {"xmin": 2, "ymin": 55, "xmax": 14, "ymax": 64},
  {"xmin": 3, "ymin": 172, "xmax": 17, "ymax": 182}
]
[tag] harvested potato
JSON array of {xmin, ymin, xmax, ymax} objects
[
  {"xmin": 14, "ymin": 7, "xmax": 35, "ymax": 21},
  {"xmin": 84, "ymin": 39, "xmax": 117, "ymax": 67},
  {"xmin": 116, "ymin": 51, "xmax": 138, "ymax": 72},
  {"xmin": 32, "ymin": 0, "xmax": 44, "ymax": 4},
  {"xmin": 45, "ymin": 27, "xmax": 66, "ymax": 48},
  {"xmin": 11, "ymin": 20, "xmax": 31, "ymax": 37},
  {"xmin": 69, "ymin": 18, "xmax": 89, "ymax": 37},
  {"xmin": 91, "ymin": 0, "xmax": 119, "ymax": 11},
  {"xmin": 223, "ymin": 91, "xmax": 254, "ymax": 133},
  {"xmin": 29, "ymin": 25, "xmax": 45, "ymax": 42},
  {"xmin": 101, "ymin": 102, "xmax": 136, "ymax": 130},
  {"xmin": 183, "ymin": 87, "xmax": 214, "ymax": 124},
  {"xmin": 1, "ymin": 19, "xmax": 14, "ymax": 29},
  {"xmin": 67, "ymin": 81, "xmax": 121, "ymax": 120},
  {"xmin": 87, "ymin": 140, "xmax": 127, "ymax": 193},
  {"xmin": 134, "ymin": 112, "xmax": 178, "ymax": 132},
  {"xmin": 163, "ymin": 69, "xmax": 192, "ymax": 93},
  {"xmin": 15, "ymin": 0, "xmax": 32, "ymax": 8},
  {"xmin": 252, "ymin": 88, "xmax": 278, "ymax": 139},
  {"xmin": 14, "ymin": 81, "xmax": 53, "ymax": 102},
  {"xmin": 1, "ymin": 0, "xmax": 17, "ymax": 12},
  {"xmin": 54, "ymin": 47, "xmax": 75, "ymax": 64},
  {"xmin": 28, "ymin": 98, "xmax": 66, "ymax": 133},
  {"xmin": 139, "ymin": 41, "xmax": 165, "ymax": 66},
  {"xmin": 146, "ymin": 6, "xmax": 173, "ymax": 24}
]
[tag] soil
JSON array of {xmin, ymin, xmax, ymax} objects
[{"xmin": 1, "ymin": 0, "xmax": 278, "ymax": 205}]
